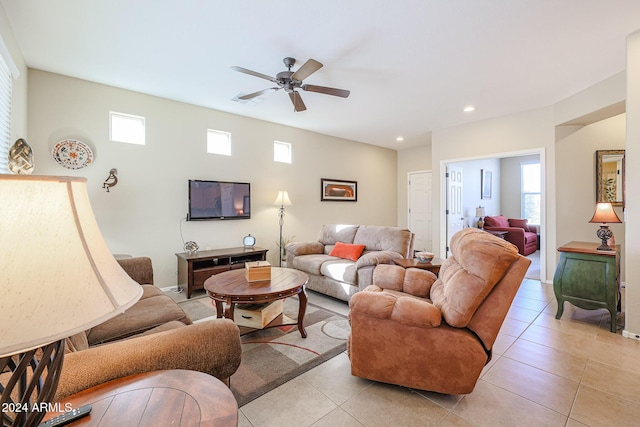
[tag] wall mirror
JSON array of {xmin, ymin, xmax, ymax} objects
[{"xmin": 596, "ymin": 149, "xmax": 625, "ymax": 207}]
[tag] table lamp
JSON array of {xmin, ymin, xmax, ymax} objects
[
  {"xmin": 273, "ymin": 190, "xmax": 292, "ymax": 267},
  {"xmin": 475, "ymin": 206, "xmax": 486, "ymax": 229},
  {"xmin": 0, "ymin": 175, "xmax": 143, "ymax": 427},
  {"xmin": 589, "ymin": 202, "xmax": 622, "ymax": 251}
]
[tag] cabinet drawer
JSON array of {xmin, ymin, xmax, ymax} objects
[{"xmin": 193, "ymin": 265, "xmax": 230, "ymax": 284}]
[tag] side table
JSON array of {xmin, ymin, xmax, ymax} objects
[
  {"xmin": 553, "ymin": 241, "xmax": 620, "ymax": 332},
  {"xmin": 484, "ymin": 229, "xmax": 508, "ymax": 240},
  {"xmin": 393, "ymin": 258, "xmax": 444, "ymax": 276},
  {"xmin": 42, "ymin": 370, "xmax": 238, "ymax": 426}
]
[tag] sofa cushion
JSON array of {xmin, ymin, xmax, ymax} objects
[
  {"xmin": 329, "ymin": 242, "xmax": 366, "ymax": 261},
  {"xmin": 291, "ymin": 253, "xmax": 337, "ymax": 275},
  {"xmin": 353, "ymin": 225, "xmax": 413, "ymax": 256},
  {"xmin": 86, "ymin": 285, "xmax": 192, "ymax": 345},
  {"xmin": 430, "ymin": 228, "xmax": 519, "ymax": 327},
  {"xmin": 484, "ymin": 215, "xmax": 509, "ymax": 228},
  {"xmin": 320, "ymin": 259, "xmax": 357, "ymax": 284},
  {"xmin": 317, "ymin": 224, "xmax": 359, "ymax": 246},
  {"xmin": 508, "ymin": 218, "xmax": 528, "ymax": 229}
]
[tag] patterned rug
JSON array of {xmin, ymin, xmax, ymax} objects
[{"xmin": 178, "ymin": 295, "xmax": 350, "ymax": 407}]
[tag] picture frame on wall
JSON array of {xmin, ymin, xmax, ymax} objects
[
  {"xmin": 481, "ymin": 169, "xmax": 492, "ymax": 200},
  {"xmin": 321, "ymin": 178, "xmax": 357, "ymax": 202}
]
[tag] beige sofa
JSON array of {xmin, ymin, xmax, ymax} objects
[
  {"xmin": 54, "ymin": 257, "xmax": 241, "ymax": 400},
  {"xmin": 285, "ymin": 224, "xmax": 414, "ymax": 301}
]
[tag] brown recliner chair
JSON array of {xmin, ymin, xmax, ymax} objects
[{"xmin": 348, "ymin": 228, "xmax": 530, "ymax": 394}]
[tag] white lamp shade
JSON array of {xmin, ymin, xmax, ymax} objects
[
  {"xmin": 0, "ymin": 175, "xmax": 143, "ymax": 357},
  {"xmin": 273, "ymin": 190, "xmax": 293, "ymax": 207},
  {"xmin": 476, "ymin": 207, "xmax": 486, "ymax": 217}
]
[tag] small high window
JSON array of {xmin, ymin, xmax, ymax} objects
[
  {"xmin": 274, "ymin": 140, "xmax": 291, "ymax": 163},
  {"xmin": 110, "ymin": 111, "xmax": 145, "ymax": 145},
  {"xmin": 207, "ymin": 129, "xmax": 231, "ymax": 156}
]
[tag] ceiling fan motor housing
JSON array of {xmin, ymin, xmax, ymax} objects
[{"xmin": 232, "ymin": 56, "xmax": 349, "ymax": 111}]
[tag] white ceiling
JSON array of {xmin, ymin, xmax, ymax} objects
[{"xmin": 2, "ymin": 1, "xmax": 640, "ymax": 150}]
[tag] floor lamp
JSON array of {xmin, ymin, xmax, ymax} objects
[
  {"xmin": 0, "ymin": 175, "xmax": 142, "ymax": 427},
  {"xmin": 273, "ymin": 191, "xmax": 292, "ymax": 267}
]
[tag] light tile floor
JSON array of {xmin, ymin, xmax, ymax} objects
[{"xmin": 237, "ymin": 280, "xmax": 640, "ymax": 427}]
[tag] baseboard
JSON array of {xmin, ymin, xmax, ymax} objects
[{"xmin": 622, "ymin": 330, "xmax": 640, "ymax": 340}]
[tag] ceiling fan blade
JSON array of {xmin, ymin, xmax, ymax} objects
[
  {"xmin": 291, "ymin": 59, "xmax": 323, "ymax": 81},
  {"xmin": 231, "ymin": 66, "xmax": 278, "ymax": 83},
  {"xmin": 289, "ymin": 91, "xmax": 307, "ymax": 112},
  {"xmin": 238, "ymin": 87, "xmax": 280, "ymax": 100},
  {"xmin": 302, "ymin": 84, "xmax": 350, "ymax": 98}
]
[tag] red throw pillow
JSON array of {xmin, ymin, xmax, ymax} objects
[
  {"xmin": 329, "ymin": 242, "xmax": 366, "ymax": 261},
  {"xmin": 484, "ymin": 215, "xmax": 509, "ymax": 228},
  {"xmin": 508, "ymin": 218, "xmax": 529, "ymax": 229}
]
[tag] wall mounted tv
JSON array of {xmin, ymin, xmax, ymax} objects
[{"xmin": 188, "ymin": 180, "xmax": 251, "ymax": 220}]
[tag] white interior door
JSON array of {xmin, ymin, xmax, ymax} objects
[
  {"xmin": 408, "ymin": 171, "xmax": 432, "ymax": 253},
  {"xmin": 446, "ymin": 165, "xmax": 464, "ymax": 257}
]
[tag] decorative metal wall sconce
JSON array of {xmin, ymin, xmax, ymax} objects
[{"xmin": 103, "ymin": 168, "xmax": 118, "ymax": 192}]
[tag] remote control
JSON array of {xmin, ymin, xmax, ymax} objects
[{"xmin": 39, "ymin": 404, "xmax": 92, "ymax": 427}]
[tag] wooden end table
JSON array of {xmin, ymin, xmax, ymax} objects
[
  {"xmin": 204, "ymin": 267, "xmax": 309, "ymax": 338},
  {"xmin": 393, "ymin": 258, "xmax": 444, "ymax": 276},
  {"xmin": 484, "ymin": 229, "xmax": 508, "ymax": 239},
  {"xmin": 42, "ymin": 370, "xmax": 237, "ymax": 426}
]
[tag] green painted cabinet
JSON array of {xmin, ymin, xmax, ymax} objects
[{"xmin": 553, "ymin": 241, "xmax": 620, "ymax": 333}]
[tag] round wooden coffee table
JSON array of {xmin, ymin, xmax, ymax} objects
[{"xmin": 204, "ymin": 267, "xmax": 309, "ymax": 338}]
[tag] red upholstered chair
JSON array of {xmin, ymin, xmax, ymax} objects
[{"xmin": 483, "ymin": 215, "xmax": 538, "ymax": 256}]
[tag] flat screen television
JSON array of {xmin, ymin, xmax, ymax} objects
[{"xmin": 187, "ymin": 180, "xmax": 251, "ymax": 220}]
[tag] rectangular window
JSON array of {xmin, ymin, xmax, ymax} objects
[
  {"xmin": 110, "ymin": 111, "xmax": 145, "ymax": 145},
  {"xmin": 207, "ymin": 129, "xmax": 231, "ymax": 156},
  {"xmin": 521, "ymin": 162, "xmax": 541, "ymax": 224},
  {"xmin": 274, "ymin": 140, "xmax": 291, "ymax": 163},
  {"xmin": 0, "ymin": 51, "xmax": 12, "ymax": 173}
]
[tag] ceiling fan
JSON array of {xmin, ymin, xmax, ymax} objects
[{"xmin": 231, "ymin": 57, "xmax": 350, "ymax": 112}]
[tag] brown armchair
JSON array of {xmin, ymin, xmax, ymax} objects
[
  {"xmin": 348, "ymin": 228, "xmax": 530, "ymax": 394},
  {"xmin": 483, "ymin": 215, "xmax": 538, "ymax": 256}
]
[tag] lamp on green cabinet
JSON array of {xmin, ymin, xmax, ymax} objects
[
  {"xmin": 0, "ymin": 175, "xmax": 142, "ymax": 427},
  {"xmin": 273, "ymin": 190, "xmax": 293, "ymax": 267},
  {"xmin": 589, "ymin": 202, "xmax": 622, "ymax": 251}
]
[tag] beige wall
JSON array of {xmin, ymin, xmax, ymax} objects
[
  {"xmin": 430, "ymin": 107, "xmax": 555, "ymax": 278},
  {"xmin": 396, "ymin": 142, "xmax": 432, "ymax": 229},
  {"xmin": 555, "ymin": 114, "xmax": 626, "ymax": 280},
  {"xmin": 27, "ymin": 70, "xmax": 398, "ymax": 286},
  {"xmin": 625, "ymin": 31, "xmax": 640, "ymax": 337}
]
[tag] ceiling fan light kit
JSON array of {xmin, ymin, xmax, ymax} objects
[{"xmin": 232, "ymin": 57, "xmax": 350, "ymax": 112}]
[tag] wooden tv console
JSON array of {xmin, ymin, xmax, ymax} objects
[{"xmin": 176, "ymin": 247, "xmax": 268, "ymax": 299}]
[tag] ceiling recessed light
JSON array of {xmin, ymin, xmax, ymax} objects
[
  {"xmin": 463, "ymin": 105, "xmax": 475, "ymax": 112},
  {"xmin": 396, "ymin": 136, "xmax": 404, "ymax": 142}
]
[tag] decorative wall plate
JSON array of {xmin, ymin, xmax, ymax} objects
[{"xmin": 52, "ymin": 139, "xmax": 94, "ymax": 169}]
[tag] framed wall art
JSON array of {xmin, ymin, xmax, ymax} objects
[
  {"xmin": 481, "ymin": 169, "xmax": 492, "ymax": 200},
  {"xmin": 321, "ymin": 178, "xmax": 357, "ymax": 202}
]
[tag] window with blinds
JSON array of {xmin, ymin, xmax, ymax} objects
[{"xmin": 0, "ymin": 52, "xmax": 11, "ymax": 174}]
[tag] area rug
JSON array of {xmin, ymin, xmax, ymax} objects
[{"xmin": 177, "ymin": 295, "xmax": 350, "ymax": 407}]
